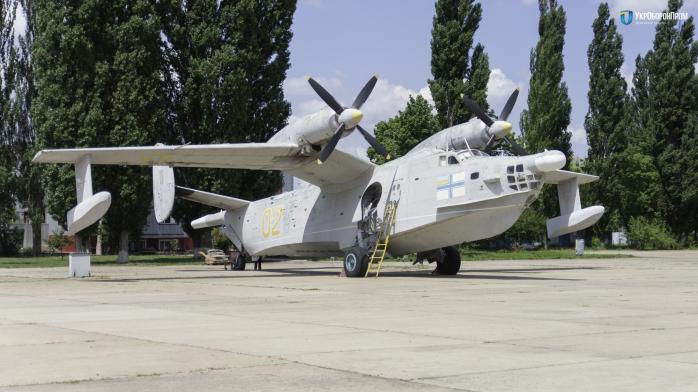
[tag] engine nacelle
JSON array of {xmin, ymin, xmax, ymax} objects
[
  {"xmin": 269, "ymin": 109, "xmax": 339, "ymax": 146},
  {"xmin": 410, "ymin": 118, "xmax": 490, "ymax": 153}
]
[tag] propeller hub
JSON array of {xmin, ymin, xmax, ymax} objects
[
  {"xmin": 490, "ymin": 120, "xmax": 513, "ymax": 138},
  {"xmin": 338, "ymin": 108, "xmax": 363, "ymax": 129}
]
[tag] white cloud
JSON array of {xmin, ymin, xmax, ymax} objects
[
  {"xmin": 521, "ymin": 0, "xmax": 537, "ymax": 5},
  {"xmin": 284, "ymin": 76, "xmax": 342, "ymax": 97},
  {"xmin": 360, "ymin": 79, "xmax": 432, "ymax": 129},
  {"xmin": 568, "ymin": 125, "xmax": 589, "ymax": 158},
  {"xmin": 487, "ymin": 68, "xmax": 524, "ymax": 110}
]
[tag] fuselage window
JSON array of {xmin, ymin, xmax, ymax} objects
[
  {"xmin": 471, "ymin": 172, "xmax": 479, "ymax": 180},
  {"xmin": 448, "ymin": 156, "xmax": 459, "ymax": 165},
  {"xmin": 439, "ymin": 155, "xmax": 447, "ymax": 167}
]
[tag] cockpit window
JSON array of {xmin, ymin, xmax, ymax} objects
[
  {"xmin": 516, "ymin": 164, "xmax": 524, "ymax": 172},
  {"xmin": 507, "ymin": 166, "xmax": 514, "ymax": 174}
]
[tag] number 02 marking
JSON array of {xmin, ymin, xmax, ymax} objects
[{"xmin": 261, "ymin": 205, "xmax": 283, "ymax": 239}]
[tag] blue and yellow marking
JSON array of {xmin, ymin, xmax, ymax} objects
[{"xmin": 436, "ymin": 172, "xmax": 466, "ymax": 200}]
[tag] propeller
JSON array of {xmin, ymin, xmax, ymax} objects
[
  {"xmin": 461, "ymin": 89, "xmax": 528, "ymax": 156},
  {"xmin": 307, "ymin": 75, "xmax": 387, "ymax": 163}
]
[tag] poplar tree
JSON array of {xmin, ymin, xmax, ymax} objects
[
  {"xmin": 519, "ymin": 0, "xmax": 571, "ymax": 219},
  {"xmin": 101, "ymin": 0, "xmax": 166, "ymax": 261},
  {"xmin": 12, "ymin": 0, "xmax": 45, "ymax": 255},
  {"xmin": 34, "ymin": 1, "xmax": 165, "ymax": 259},
  {"xmin": 159, "ymin": 0, "xmax": 295, "ymax": 247},
  {"xmin": 584, "ymin": 3, "xmax": 628, "ymax": 237},
  {"xmin": 644, "ymin": 0, "xmax": 698, "ymax": 239},
  {"xmin": 429, "ymin": 0, "xmax": 490, "ymax": 128},
  {"xmin": 0, "ymin": 0, "xmax": 16, "ymax": 229}
]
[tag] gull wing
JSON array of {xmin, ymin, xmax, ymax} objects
[{"xmin": 33, "ymin": 143, "xmax": 375, "ymax": 188}]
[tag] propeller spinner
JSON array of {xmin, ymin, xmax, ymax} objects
[
  {"xmin": 461, "ymin": 89, "xmax": 528, "ymax": 156},
  {"xmin": 307, "ymin": 75, "xmax": 388, "ymax": 163}
]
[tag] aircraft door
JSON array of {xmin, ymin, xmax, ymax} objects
[{"xmin": 386, "ymin": 164, "xmax": 408, "ymax": 231}]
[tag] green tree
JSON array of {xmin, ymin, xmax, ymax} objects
[
  {"xmin": 33, "ymin": 1, "xmax": 166, "ymax": 259},
  {"xmin": 614, "ymin": 53, "xmax": 665, "ymax": 230},
  {"xmin": 519, "ymin": 0, "xmax": 572, "ymax": 219},
  {"xmin": 643, "ymin": 0, "xmax": 698, "ymax": 240},
  {"xmin": 159, "ymin": 0, "xmax": 295, "ymax": 249},
  {"xmin": 0, "ymin": 0, "xmax": 17, "ymax": 230},
  {"xmin": 584, "ymin": 3, "xmax": 628, "ymax": 238},
  {"xmin": 101, "ymin": 0, "xmax": 166, "ymax": 262},
  {"xmin": 367, "ymin": 95, "xmax": 440, "ymax": 164},
  {"xmin": 11, "ymin": 0, "xmax": 45, "ymax": 256},
  {"xmin": 428, "ymin": 0, "xmax": 490, "ymax": 128}
]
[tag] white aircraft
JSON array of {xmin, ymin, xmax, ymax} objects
[{"xmin": 33, "ymin": 76, "xmax": 604, "ymax": 276}]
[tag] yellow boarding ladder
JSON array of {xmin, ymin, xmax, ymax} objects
[{"xmin": 365, "ymin": 200, "xmax": 399, "ymax": 277}]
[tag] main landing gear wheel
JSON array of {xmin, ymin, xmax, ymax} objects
[
  {"xmin": 435, "ymin": 246, "xmax": 461, "ymax": 275},
  {"xmin": 343, "ymin": 246, "xmax": 369, "ymax": 277},
  {"xmin": 233, "ymin": 253, "xmax": 248, "ymax": 271}
]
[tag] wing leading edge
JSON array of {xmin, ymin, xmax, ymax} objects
[{"xmin": 32, "ymin": 142, "xmax": 375, "ymax": 188}]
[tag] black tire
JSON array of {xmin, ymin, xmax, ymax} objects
[
  {"xmin": 233, "ymin": 254, "xmax": 247, "ymax": 271},
  {"xmin": 436, "ymin": 246, "xmax": 461, "ymax": 275},
  {"xmin": 343, "ymin": 247, "xmax": 369, "ymax": 277}
]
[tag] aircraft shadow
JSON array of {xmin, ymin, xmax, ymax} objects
[{"xmin": 92, "ymin": 265, "xmax": 584, "ymax": 282}]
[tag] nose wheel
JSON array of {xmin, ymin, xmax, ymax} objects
[{"xmin": 343, "ymin": 247, "xmax": 369, "ymax": 277}]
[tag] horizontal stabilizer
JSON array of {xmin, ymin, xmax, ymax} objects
[
  {"xmin": 191, "ymin": 211, "xmax": 226, "ymax": 230},
  {"xmin": 175, "ymin": 186, "xmax": 249, "ymax": 211}
]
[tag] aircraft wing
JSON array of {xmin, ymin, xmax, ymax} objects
[
  {"xmin": 542, "ymin": 170, "xmax": 598, "ymax": 185},
  {"xmin": 32, "ymin": 143, "xmax": 300, "ymax": 169},
  {"xmin": 33, "ymin": 143, "xmax": 375, "ymax": 188}
]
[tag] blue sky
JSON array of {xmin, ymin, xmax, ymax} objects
[{"xmin": 284, "ymin": 0, "xmax": 698, "ymax": 157}]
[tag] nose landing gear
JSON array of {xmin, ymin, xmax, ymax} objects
[{"xmin": 343, "ymin": 246, "xmax": 369, "ymax": 277}]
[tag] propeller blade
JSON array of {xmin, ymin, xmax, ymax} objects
[
  {"xmin": 307, "ymin": 77, "xmax": 344, "ymax": 114},
  {"xmin": 505, "ymin": 136, "xmax": 528, "ymax": 156},
  {"xmin": 462, "ymin": 94, "xmax": 494, "ymax": 127},
  {"xmin": 356, "ymin": 125, "xmax": 387, "ymax": 156},
  {"xmin": 352, "ymin": 75, "xmax": 378, "ymax": 109},
  {"xmin": 318, "ymin": 123, "xmax": 345, "ymax": 163},
  {"xmin": 499, "ymin": 88, "xmax": 519, "ymax": 121}
]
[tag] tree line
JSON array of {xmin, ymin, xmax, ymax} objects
[
  {"xmin": 1, "ymin": 0, "xmax": 696, "ymax": 257},
  {"xmin": 370, "ymin": 0, "xmax": 697, "ymax": 249},
  {"xmin": 0, "ymin": 0, "xmax": 295, "ymax": 257}
]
